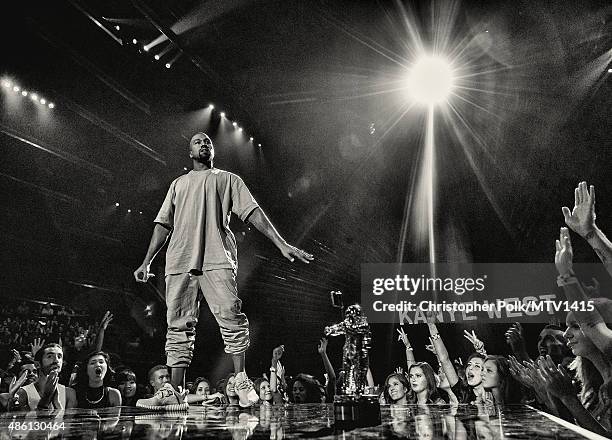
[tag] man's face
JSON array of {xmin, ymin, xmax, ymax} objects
[
  {"xmin": 537, "ymin": 328, "xmax": 567, "ymax": 362},
  {"xmin": 189, "ymin": 133, "xmax": 214, "ymax": 163},
  {"xmin": 150, "ymin": 369, "xmax": 170, "ymax": 391},
  {"xmin": 40, "ymin": 347, "xmax": 63, "ymax": 375}
]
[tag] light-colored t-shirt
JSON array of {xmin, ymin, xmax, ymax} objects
[
  {"xmin": 23, "ymin": 383, "xmax": 66, "ymax": 410},
  {"xmin": 154, "ymin": 168, "xmax": 259, "ymax": 274}
]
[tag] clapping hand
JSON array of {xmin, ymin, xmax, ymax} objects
[
  {"xmin": 505, "ymin": 323, "xmax": 526, "ymax": 353},
  {"xmin": 555, "ymin": 228, "xmax": 574, "ymax": 277}
]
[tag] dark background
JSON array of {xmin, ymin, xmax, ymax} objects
[{"xmin": 0, "ymin": 0, "xmax": 611, "ymax": 384}]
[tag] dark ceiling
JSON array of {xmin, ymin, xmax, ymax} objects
[{"xmin": 1, "ymin": 0, "xmax": 611, "ymax": 374}]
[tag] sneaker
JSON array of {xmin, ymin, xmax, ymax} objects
[
  {"xmin": 234, "ymin": 372, "xmax": 259, "ymax": 407},
  {"xmin": 136, "ymin": 383, "xmax": 189, "ymax": 411}
]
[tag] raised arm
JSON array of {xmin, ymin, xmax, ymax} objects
[
  {"xmin": 269, "ymin": 345, "xmax": 284, "ymax": 393},
  {"xmin": 396, "ymin": 327, "xmax": 416, "ymax": 369},
  {"xmin": 318, "ymin": 338, "xmax": 336, "ymax": 401},
  {"xmin": 556, "ymin": 228, "xmax": 612, "ymax": 357},
  {"xmin": 94, "ymin": 311, "xmax": 113, "ymax": 352},
  {"xmin": 246, "ymin": 208, "xmax": 313, "ymax": 263},
  {"xmin": 425, "ymin": 312, "xmax": 459, "ymax": 388},
  {"xmin": 563, "ymin": 182, "xmax": 612, "ymax": 278},
  {"xmin": 134, "ymin": 223, "xmax": 171, "ymax": 282}
]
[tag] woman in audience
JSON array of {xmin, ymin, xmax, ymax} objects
[
  {"xmin": 381, "ymin": 372, "xmax": 410, "ymax": 405},
  {"xmin": 74, "ymin": 351, "xmax": 121, "ymax": 408},
  {"xmin": 288, "ymin": 373, "xmax": 324, "ymax": 403},
  {"xmin": 406, "ymin": 362, "xmax": 447, "ymax": 404},
  {"xmin": 114, "ymin": 368, "xmax": 139, "ymax": 407},
  {"xmin": 253, "ymin": 377, "xmax": 274, "ymax": 405},
  {"xmin": 221, "ymin": 373, "xmax": 239, "ymax": 405},
  {"xmin": 480, "ymin": 355, "xmax": 522, "ymax": 405}
]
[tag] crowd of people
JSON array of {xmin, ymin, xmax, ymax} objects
[{"xmin": 0, "ymin": 181, "xmax": 611, "ymax": 436}]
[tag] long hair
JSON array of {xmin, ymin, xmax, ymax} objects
[
  {"xmin": 253, "ymin": 377, "xmax": 272, "ymax": 402},
  {"xmin": 382, "ymin": 372, "xmax": 410, "ymax": 404},
  {"xmin": 288, "ymin": 373, "xmax": 324, "ymax": 403},
  {"xmin": 190, "ymin": 377, "xmax": 211, "ymax": 395},
  {"xmin": 483, "ymin": 356, "xmax": 522, "ymax": 404},
  {"xmin": 407, "ymin": 362, "xmax": 443, "ymax": 404},
  {"xmin": 568, "ymin": 297, "xmax": 612, "ymax": 415},
  {"xmin": 75, "ymin": 351, "xmax": 115, "ymax": 392}
]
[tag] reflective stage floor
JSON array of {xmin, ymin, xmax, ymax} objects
[{"xmin": 1, "ymin": 404, "xmax": 605, "ymax": 440}]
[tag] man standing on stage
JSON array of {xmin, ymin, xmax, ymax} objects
[{"xmin": 134, "ymin": 132, "xmax": 313, "ymax": 408}]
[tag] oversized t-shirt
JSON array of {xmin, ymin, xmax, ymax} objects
[{"xmin": 154, "ymin": 168, "xmax": 259, "ymax": 274}]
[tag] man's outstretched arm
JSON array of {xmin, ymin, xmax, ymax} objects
[
  {"xmin": 246, "ymin": 207, "xmax": 313, "ymax": 263},
  {"xmin": 134, "ymin": 223, "xmax": 172, "ymax": 282}
]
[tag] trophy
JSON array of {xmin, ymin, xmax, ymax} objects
[{"xmin": 325, "ymin": 303, "xmax": 380, "ymax": 428}]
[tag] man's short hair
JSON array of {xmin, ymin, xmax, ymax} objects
[
  {"xmin": 147, "ymin": 364, "xmax": 168, "ymax": 382},
  {"xmin": 34, "ymin": 343, "xmax": 62, "ymax": 363}
]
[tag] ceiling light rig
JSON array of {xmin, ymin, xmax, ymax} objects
[{"xmin": 1, "ymin": 77, "xmax": 55, "ymax": 108}]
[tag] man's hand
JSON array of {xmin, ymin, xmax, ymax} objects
[
  {"xmin": 40, "ymin": 370, "xmax": 59, "ymax": 403},
  {"xmin": 562, "ymin": 181, "xmax": 596, "ymax": 238},
  {"xmin": 555, "ymin": 227, "xmax": 574, "ymax": 277},
  {"xmin": 99, "ymin": 311, "xmax": 113, "ymax": 331},
  {"xmin": 278, "ymin": 242, "xmax": 313, "ymax": 264},
  {"xmin": 317, "ymin": 338, "xmax": 328, "ymax": 355},
  {"xmin": 134, "ymin": 262, "xmax": 155, "ymax": 283},
  {"xmin": 8, "ymin": 349, "xmax": 21, "ymax": 367}
]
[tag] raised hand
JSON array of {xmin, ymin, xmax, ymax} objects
[
  {"xmin": 508, "ymin": 356, "xmax": 533, "ymax": 389},
  {"xmin": 40, "ymin": 370, "xmax": 59, "ymax": 402},
  {"xmin": 463, "ymin": 330, "xmax": 486, "ymax": 355},
  {"xmin": 278, "ymin": 242, "xmax": 314, "ymax": 264},
  {"xmin": 424, "ymin": 309, "xmax": 437, "ymax": 324},
  {"xmin": 9, "ymin": 349, "xmax": 21, "ymax": 367},
  {"xmin": 537, "ymin": 356, "xmax": 574, "ymax": 400},
  {"xmin": 9, "ymin": 370, "xmax": 29, "ymax": 396},
  {"xmin": 505, "ymin": 323, "xmax": 526, "ymax": 353},
  {"xmin": 582, "ymin": 277, "xmax": 601, "ymax": 298},
  {"xmin": 317, "ymin": 338, "xmax": 328, "ymax": 355},
  {"xmin": 425, "ymin": 344, "xmax": 437, "ymax": 355},
  {"xmin": 562, "ymin": 181, "xmax": 596, "ymax": 238},
  {"xmin": 99, "ymin": 311, "xmax": 114, "ymax": 330},
  {"xmin": 396, "ymin": 327, "xmax": 411, "ymax": 348},
  {"xmin": 30, "ymin": 338, "xmax": 46, "ymax": 357},
  {"xmin": 394, "ymin": 367, "xmax": 404, "ymax": 375},
  {"xmin": 555, "ymin": 227, "xmax": 574, "ymax": 277}
]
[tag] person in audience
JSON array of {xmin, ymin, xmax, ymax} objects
[
  {"xmin": 381, "ymin": 372, "xmax": 410, "ymax": 405},
  {"xmin": 288, "ymin": 373, "xmax": 324, "ymax": 403},
  {"xmin": 13, "ymin": 343, "xmax": 77, "ymax": 410},
  {"xmin": 406, "ymin": 362, "xmax": 447, "ymax": 405},
  {"xmin": 74, "ymin": 351, "xmax": 121, "ymax": 408},
  {"xmin": 253, "ymin": 377, "xmax": 274, "ymax": 405},
  {"xmin": 480, "ymin": 355, "xmax": 522, "ymax": 405},
  {"xmin": 114, "ymin": 368, "xmax": 140, "ymax": 407},
  {"xmin": 222, "ymin": 373, "xmax": 240, "ymax": 405}
]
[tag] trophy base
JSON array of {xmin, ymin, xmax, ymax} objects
[{"xmin": 333, "ymin": 395, "xmax": 381, "ymax": 429}]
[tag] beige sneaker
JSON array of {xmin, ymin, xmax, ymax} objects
[
  {"xmin": 136, "ymin": 383, "xmax": 189, "ymax": 411},
  {"xmin": 234, "ymin": 372, "xmax": 259, "ymax": 407}
]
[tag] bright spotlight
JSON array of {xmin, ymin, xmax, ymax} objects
[
  {"xmin": 154, "ymin": 54, "xmax": 160, "ymax": 60},
  {"xmin": 258, "ymin": 143, "xmax": 262, "ymax": 147},
  {"xmin": 232, "ymin": 122, "xmax": 237, "ymax": 127},
  {"xmin": 405, "ymin": 56, "xmax": 455, "ymax": 105},
  {"xmin": 249, "ymin": 137, "xmax": 253, "ymax": 141},
  {"xmin": 238, "ymin": 127, "xmax": 243, "ymax": 132},
  {"xmin": 220, "ymin": 112, "xmax": 226, "ymax": 118},
  {"xmin": 13, "ymin": 86, "xmax": 20, "ymax": 92},
  {"xmin": 21, "ymin": 90, "xmax": 28, "ymax": 96},
  {"xmin": 31, "ymin": 93, "xmax": 38, "ymax": 101},
  {"xmin": 608, "ymin": 68, "xmax": 612, "ymax": 73},
  {"xmin": 40, "ymin": 98, "xmax": 46, "ymax": 105},
  {"xmin": 127, "ymin": 209, "xmax": 132, "ymax": 213},
  {"xmin": 1, "ymin": 80, "xmax": 10, "ymax": 88},
  {"xmin": 115, "ymin": 25, "xmax": 120, "ymax": 31},
  {"xmin": 208, "ymin": 104, "xmax": 214, "ymax": 109},
  {"xmin": 132, "ymin": 38, "xmax": 138, "ymax": 44},
  {"xmin": 143, "ymin": 46, "xmax": 149, "ymax": 52},
  {"xmin": 115, "ymin": 202, "xmax": 120, "ymax": 207},
  {"xmin": 165, "ymin": 63, "xmax": 171, "ymax": 69},
  {"xmin": 48, "ymin": 103, "xmax": 55, "ymax": 108}
]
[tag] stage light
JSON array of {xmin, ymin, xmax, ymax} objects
[
  {"xmin": 208, "ymin": 104, "xmax": 214, "ymax": 109},
  {"xmin": 13, "ymin": 86, "xmax": 19, "ymax": 92},
  {"xmin": 40, "ymin": 98, "xmax": 46, "ymax": 105},
  {"xmin": 139, "ymin": 211, "xmax": 143, "ymax": 215},
  {"xmin": 165, "ymin": 63, "xmax": 171, "ymax": 69},
  {"xmin": 220, "ymin": 112, "xmax": 226, "ymax": 118},
  {"xmin": 115, "ymin": 202, "xmax": 120, "ymax": 207},
  {"xmin": 238, "ymin": 127, "xmax": 243, "ymax": 132},
  {"xmin": 183, "ymin": 167, "xmax": 188, "ymax": 171},
  {"xmin": 48, "ymin": 103, "xmax": 55, "ymax": 108},
  {"xmin": 232, "ymin": 122, "xmax": 237, "ymax": 127},
  {"xmin": 115, "ymin": 25, "xmax": 120, "ymax": 31},
  {"xmin": 249, "ymin": 137, "xmax": 253, "ymax": 141},
  {"xmin": 127, "ymin": 209, "xmax": 132, "ymax": 213},
  {"xmin": 258, "ymin": 143, "xmax": 262, "ymax": 147},
  {"xmin": 608, "ymin": 68, "xmax": 612, "ymax": 73},
  {"xmin": 154, "ymin": 54, "xmax": 160, "ymax": 60},
  {"xmin": 143, "ymin": 46, "xmax": 149, "ymax": 52},
  {"xmin": 31, "ymin": 93, "xmax": 38, "ymax": 101},
  {"xmin": 405, "ymin": 55, "xmax": 455, "ymax": 105},
  {"xmin": 132, "ymin": 38, "xmax": 138, "ymax": 44},
  {"xmin": 1, "ymin": 80, "xmax": 10, "ymax": 88},
  {"xmin": 21, "ymin": 90, "xmax": 28, "ymax": 97}
]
